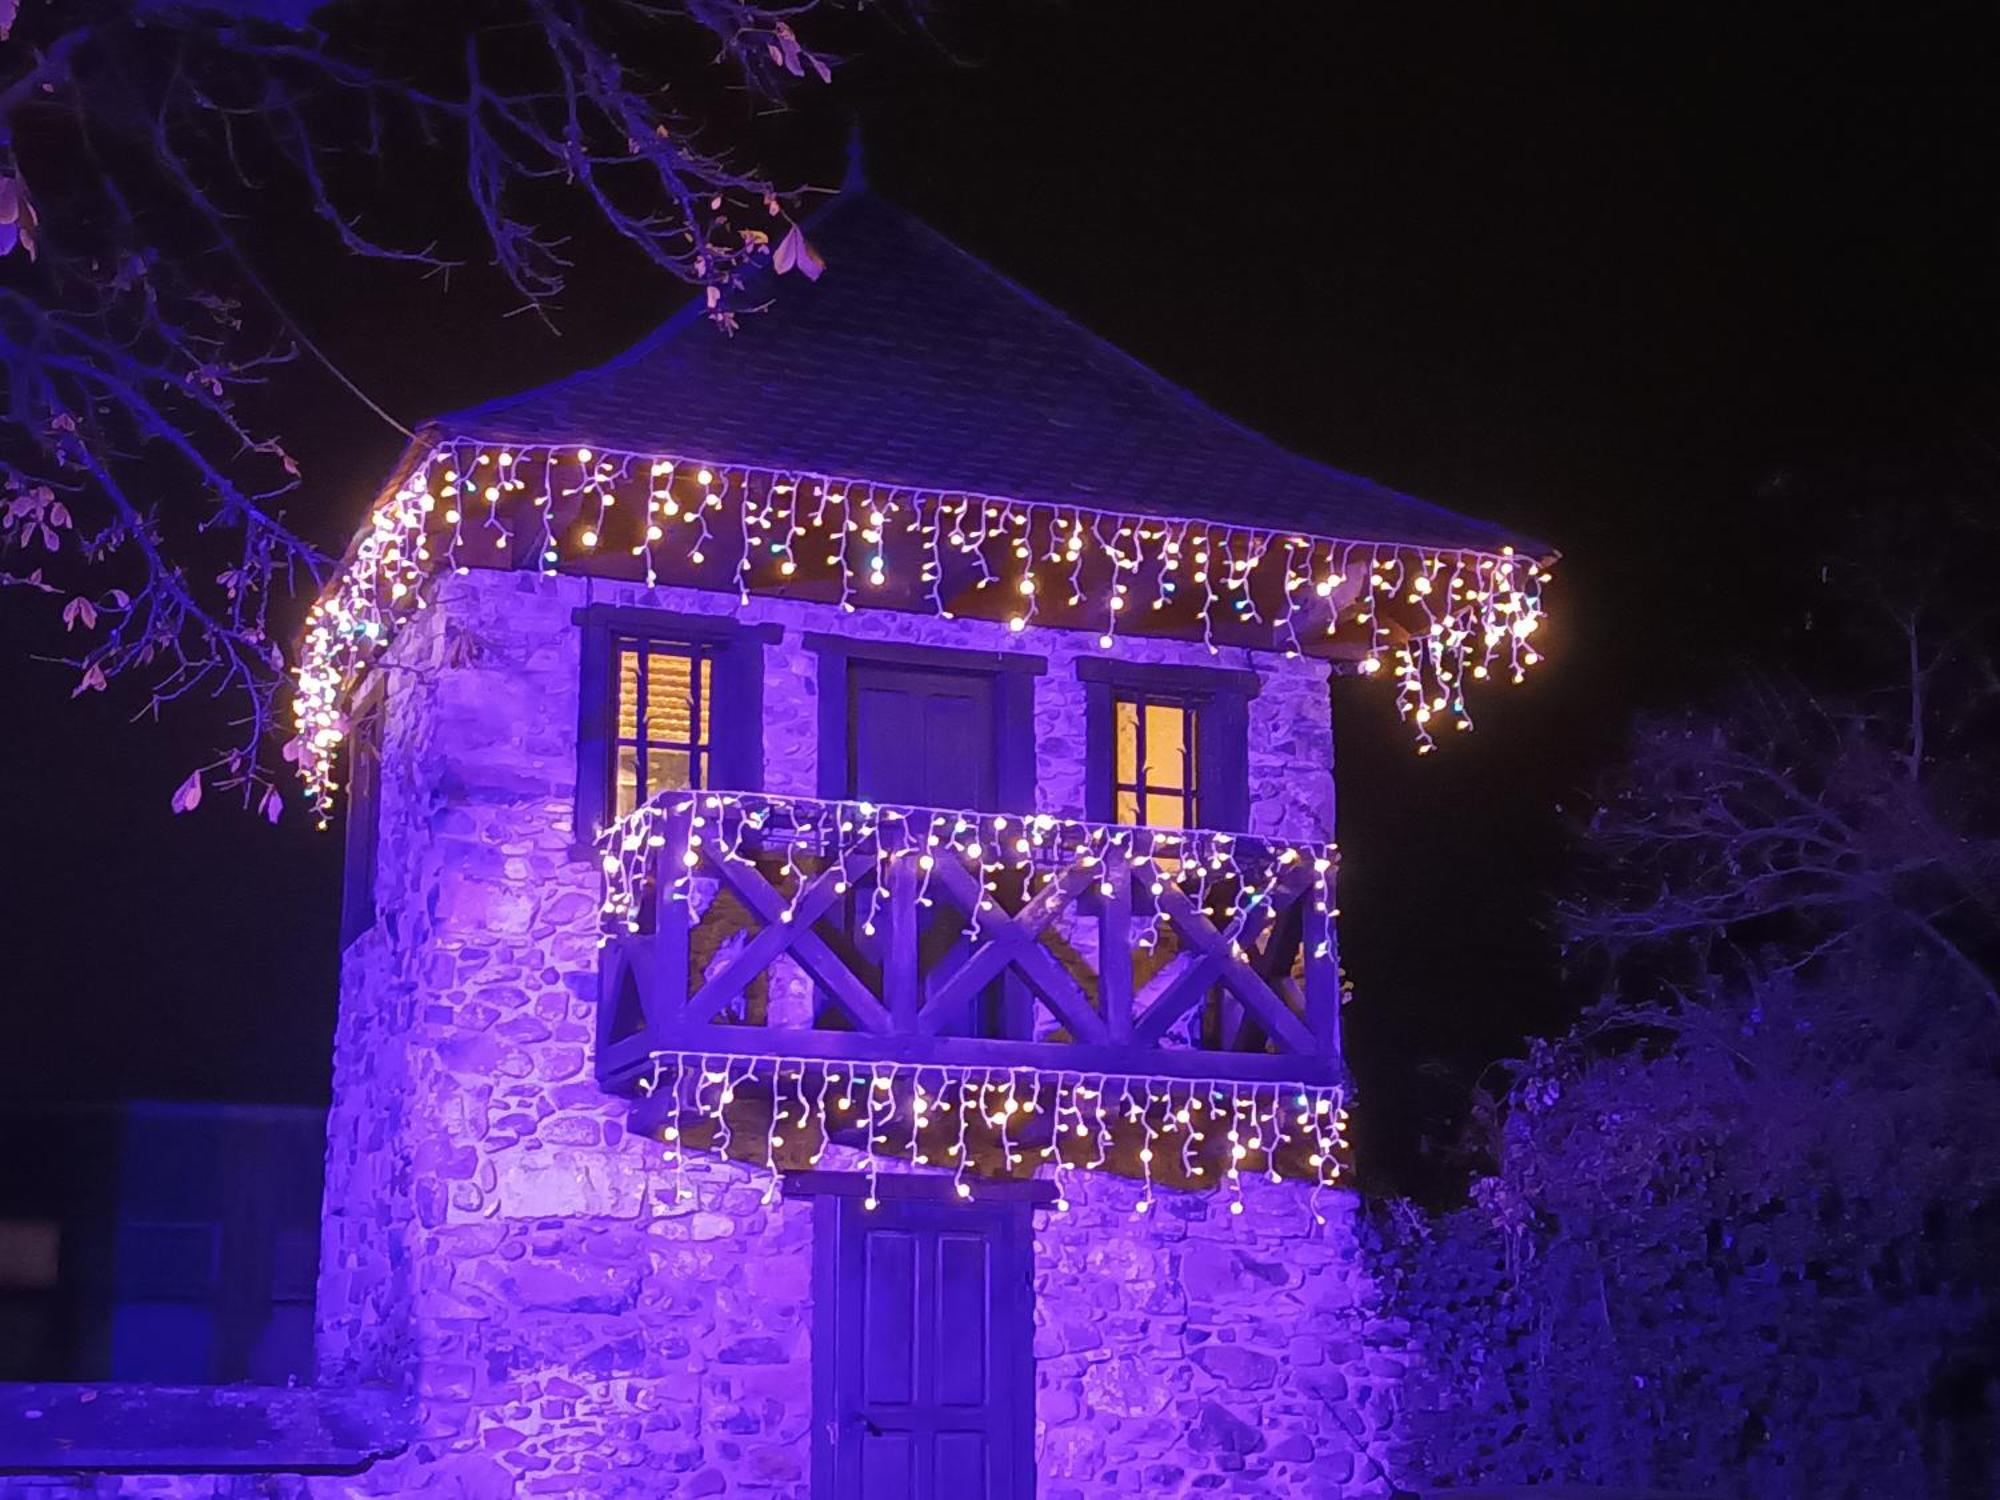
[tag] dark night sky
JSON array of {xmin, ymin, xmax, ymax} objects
[{"xmin": 3, "ymin": 1, "xmax": 1994, "ymax": 1195}]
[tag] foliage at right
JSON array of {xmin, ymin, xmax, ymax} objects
[{"xmin": 1387, "ymin": 494, "xmax": 2000, "ymax": 1498}]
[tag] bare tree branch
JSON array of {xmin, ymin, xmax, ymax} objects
[
  {"xmin": 1, "ymin": 0, "xmax": 860, "ymax": 812},
  {"xmin": 1563, "ymin": 565, "xmax": 2000, "ymax": 1016}
]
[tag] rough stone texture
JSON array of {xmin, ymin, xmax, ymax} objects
[
  {"xmin": 1, "ymin": 572, "xmax": 1389, "ymax": 1498},
  {"xmin": 1032, "ymin": 1171, "xmax": 1407, "ymax": 1499}
]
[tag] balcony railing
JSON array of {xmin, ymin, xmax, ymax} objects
[{"xmin": 595, "ymin": 791, "xmax": 1343, "ymax": 1090}]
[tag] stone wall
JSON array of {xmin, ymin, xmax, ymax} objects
[
  {"xmin": 1032, "ymin": 1170, "xmax": 1409, "ymax": 1499},
  {"xmin": 0, "ymin": 570, "xmax": 1389, "ymax": 1498}
]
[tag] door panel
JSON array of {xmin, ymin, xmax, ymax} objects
[
  {"xmin": 864, "ymin": 1434, "xmax": 916, "ymax": 1492},
  {"xmin": 863, "ymin": 1230, "xmax": 919, "ymax": 1405},
  {"xmin": 849, "ymin": 663, "xmax": 997, "ymax": 811},
  {"xmin": 934, "ymin": 1432, "xmax": 990, "ymax": 1493},
  {"xmin": 821, "ymin": 1195, "xmax": 1030, "ymax": 1500},
  {"xmin": 935, "ymin": 1234, "xmax": 989, "ymax": 1408}
]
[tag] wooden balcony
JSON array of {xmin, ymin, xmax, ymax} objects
[{"xmin": 595, "ymin": 792, "xmax": 1343, "ymax": 1091}]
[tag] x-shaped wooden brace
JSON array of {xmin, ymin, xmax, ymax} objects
[
  {"xmin": 682, "ymin": 842, "xmax": 891, "ymax": 1034},
  {"xmin": 916, "ymin": 858, "xmax": 1110, "ymax": 1044},
  {"xmin": 1131, "ymin": 873, "xmax": 1319, "ymax": 1057}
]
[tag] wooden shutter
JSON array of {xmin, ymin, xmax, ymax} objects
[{"xmin": 807, "ymin": 638, "xmax": 1042, "ymax": 814}]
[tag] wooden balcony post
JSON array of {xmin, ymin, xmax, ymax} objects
[
  {"xmin": 648, "ymin": 806, "xmax": 694, "ymax": 1037},
  {"xmin": 1096, "ymin": 852, "xmax": 1134, "ymax": 1045},
  {"xmin": 881, "ymin": 853, "xmax": 922, "ymax": 1034},
  {"xmin": 1302, "ymin": 886, "xmax": 1340, "ymax": 1061}
]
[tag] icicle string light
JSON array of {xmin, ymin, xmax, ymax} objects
[
  {"xmin": 596, "ymin": 788, "xmax": 1337, "ymax": 941},
  {"xmin": 293, "ymin": 440, "xmax": 1552, "ymax": 815},
  {"xmin": 639, "ymin": 1049, "xmax": 1353, "ymax": 1216}
]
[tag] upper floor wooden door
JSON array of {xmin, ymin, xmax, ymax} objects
[
  {"xmin": 847, "ymin": 661, "xmax": 998, "ymax": 812},
  {"xmin": 813, "ymin": 1190, "xmax": 1035, "ymax": 1500},
  {"xmin": 839, "ymin": 658, "xmax": 1023, "ymax": 1033}
]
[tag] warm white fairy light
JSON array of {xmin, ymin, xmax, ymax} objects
[
  {"xmin": 596, "ymin": 788, "xmax": 1335, "ymax": 943},
  {"xmin": 293, "ymin": 440, "xmax": 1552, "ymax": 816},
  {"xmin": 636, "ymin": 1049, "xmax": 1350, "ymax": 1204}
]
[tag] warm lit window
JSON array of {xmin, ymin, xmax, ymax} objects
[
  {"xmin": 1113, "ymin": 693, "xmax": 1199, "ymax": 829},
  {"xmin": 613, "ymin": 637, "xmax": 713, "ymax": 817},
  {"xmin": 1082, "ymin": 660, "xmax": 1253, "ymax": 832},
  {"xmin": 577, "ymin": 609, "xmax": 769, "ymax": 837}
]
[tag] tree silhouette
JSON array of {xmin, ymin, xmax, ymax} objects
[
  {"xmin": 1564, "ymin": 504, "xmax": 2000, "ymax": 1015},
  {"xmin": 1, "ymin": 0, "xmax": 857, "ymax": 813}
]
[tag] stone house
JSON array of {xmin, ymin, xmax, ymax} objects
[{"xmin": 0, "ymin": 187, "xmax": 1550, "ymax": 1498}]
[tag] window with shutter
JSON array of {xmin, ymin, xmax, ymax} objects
[
  {"xmin": 1112, "ymin": 692, "xmax": 1199, "ymax": 830},
  {"xmin": 612, "ymin": 636, "xmax": 714, "ymax": 817},
  {"xmin": 573, "ymin": 607, "xmax": 776, "ymax": 838},
  {"xmin": 1079, "ymin": 660, "xmax": 1258, "ymax": 832}
]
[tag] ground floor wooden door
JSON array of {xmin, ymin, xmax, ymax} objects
[{"xmin": 810, "ymin": 1186, "xmax": 1035, "ymax": 1499}]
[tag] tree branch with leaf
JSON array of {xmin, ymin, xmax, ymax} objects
[{"xmin": 0, "ymin": 0, "xmax": 858, "ymax": 814}]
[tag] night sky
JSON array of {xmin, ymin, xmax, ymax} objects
[{"xmin": 3, "ymin": 1, "xmax": 1993, "ymax": 1197}]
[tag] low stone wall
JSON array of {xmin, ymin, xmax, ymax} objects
[{"xmin": 0, "ymin": 1383, "xmax": 401, "ymax": 1493}]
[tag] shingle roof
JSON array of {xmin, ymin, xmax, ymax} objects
[{"xmin": 436, "ymin": 191, "xmax": 1540, "ymax": 554}]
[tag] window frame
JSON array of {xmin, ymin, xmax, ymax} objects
[
  {"xmin": 1078, "ymin": 659, "xmax": 1259, "ymax": 832},
  {"xmin": 610, "ymin": 634, "xmax": 717, "ymax": 816},
  {"xmin": 1111, "ymin": 691, "xmax": 1203, "ymax": 830},
  {"xmin": 574, "ymin": 606, "xmax": 777, "ymax": 839}
]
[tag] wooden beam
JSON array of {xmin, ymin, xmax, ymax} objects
[
  {"xmin": 782, "ymin": 1171, "xmax": 1057, "ymax": 1205},
  {"xmin": 1131, "ymin": 949, "xmax": 1227, "ymax": 1045},
  {"xmin": 1154, "ymin": 885, "xmax": 1318, "ymax": 1056},
  {"xmin": 919, "ymin": 860, "xmax": 1106, "ymax": 1042},
  {"xmin": 880, "ymin": 856, "xmax": 923, "ymax": 1031},
  {"xmin": 1097, "ymin": 855, "xmax": 1134, "ymax": 1044},
  {"xmin": 1302, "ymin": 892, "xmax": 1341, "ymax": 1060},
  {"xmin": 601, "ymin": 1024, "xmax": 1346, "ymax": 1086},
  {"xmin": 697, "ymin": 846, "xmax": 891, "ymax": 1034}
]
